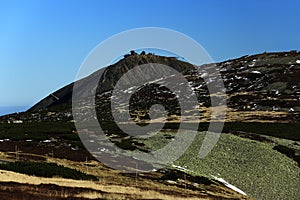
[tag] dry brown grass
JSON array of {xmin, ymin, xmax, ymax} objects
[
  {"xmin": 132, "ymin": 104, "xmax": 292, "ymax": 124},
  {"xmin": 0, "ymin": 169, "xmax": 208, "ymax": 200},
  {"xmin": 0, "ymin": 150, "xmax": 251, "ymax": 200}
]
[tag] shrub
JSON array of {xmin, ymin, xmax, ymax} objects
[{"xmin": 0, "ymin": 161, "xmax": 98, "ymax": 181}]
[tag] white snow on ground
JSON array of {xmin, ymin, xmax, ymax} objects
[
  {"xmin": 296, "ymin": 60, "xmax": 300, "ymax": 64},
  {"xmin": 172, "ymin": 164, "xmax": 188, "ymax": 171},
  {"xmin": 211, "ymin": 176, "xmax": 247, "ymax": 196},
  {"xmin": 98, "ymin": 147, "xmax": 108, "ymax": 152},
  {"xmin": 172, "ymin": 164, "xmax": 194, "ymax": 172},
  {"xmin": 234, "ymin": 75, "xmax": 243, "ymax": 80},
  {"xmin": 166, "ymin": 180, "xmax": 177, "ymax": 184},
  {"xmin": 149, "ymin": 77, "xmax": 164, "ymax": 84},
  {"xmin": 123, "ymin": 86, "xmax": 137, "ymax": 93},
  {"xmin": 251, "ymin": 70, "xmax": 262, "ymax": 74},
  {"xmin": 200, "ymin": 73, "xmax": 208, "ymax": 78},
  {"xmin": 248, "ymin": 63, "xmax": 255, "ymax": 67}
]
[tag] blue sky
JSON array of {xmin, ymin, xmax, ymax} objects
[{"xmin": 0, "ymin": 0, "xmax": 300, "ymax": 114}]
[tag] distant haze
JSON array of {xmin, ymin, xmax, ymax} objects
[{"xmin": 0, "ymin": 106, "xmax": 29, "ymax": 116}]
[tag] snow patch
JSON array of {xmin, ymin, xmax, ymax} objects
[
  {"xmin": 123, "ymin": 86, "xmax": 137, "ymax": 94},
  {"xmin": 234, "ymin": 75, "xmax": 243, "ymax": 80},
  {"xmin": 251, "ymin": 70, "xmax": 262, "ymax": 74},
  {"xmin": 296, "ymin": 60, "xmax": 300, "ymax": 64},
  {"xmin": 201, "ymin": 73, "xmax": 208, "ymax": 78},
  {"xmin": 212, "ymin": 176, "xmax": 247, "ymax": 196},
  {"xmin": 248, "ymin": 63, "xmax": 255, "ymax": 67},
  {"xmin": 166, "ymin": 180, "xmax": 177, "ymax": 184},
  {"xmin": 172, "ymin": 164, "xmax": 188, "ymax": 171},
  {"xmin": 71, "ymin": 146, "xmax": 79, "ymax": 151},
  {"xmin": 98, "ymin": 147, "xmax": 108, "ymax": 152}
]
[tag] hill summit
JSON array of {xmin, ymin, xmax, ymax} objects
[{"xmin": 22, "ymin": 50, "xmax": 300, "ymax": 124}]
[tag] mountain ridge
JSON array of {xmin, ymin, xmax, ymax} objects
[{"xmin": 24, "ymin": 50, "xmax": 300, "ymax": 125}]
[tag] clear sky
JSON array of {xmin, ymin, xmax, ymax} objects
[{"xmin": 0, "ymin": 0, "xmax": 300, "ymax": 114}]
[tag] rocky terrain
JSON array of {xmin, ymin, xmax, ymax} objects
[
  {"xmin": 0, "ymin": 51, "xmax": 299, "ymax": 199},
  {"xmin": 4, "ymin": 50, "xmax": 298, "ymax": 124}
]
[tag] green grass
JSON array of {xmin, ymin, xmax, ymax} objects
[
  {"xmin": 1, "ymin": 121, "xmax": 299, "ymax": 199},
  {"xmin": 0, "ymin": 122, "xmax": 76, "ymax": 140},
  {"xmin": 1, "ymin": 121, "xmax": 299, "ymax": 141},
  {"xmin": 222, "ymin": 122, "xmax": 300, "ymax": 141},
  {"xmin": 141, "ymin": 131, "xmax": 300, "ymax": 200},
  {"xmin": 163, "ymin": 122, "xmax": 300, "ymax": 141},
  {"xmin": 0, "ymin": 161, "xmax": 98, "ymax": 181}
]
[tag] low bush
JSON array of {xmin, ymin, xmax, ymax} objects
[{"xmin": 0, "ymin": 161, "xmax": 98, "ymax": 181}]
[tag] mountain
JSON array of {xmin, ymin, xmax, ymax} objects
[
  {"xmin": 24, "ymin": 50, "xmax": 300, "ymax": 124},
  {"xmin": 28, "ymin": 54, "xmax": 195, "ymax": 111},
  {"xmin": 2, "ymin": 51, "xmax": 300, "ymax": 143},
  {"xmin": 1, "ymin": 51, "xmax": 300, "ymax": 199}
]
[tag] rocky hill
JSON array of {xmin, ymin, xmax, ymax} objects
[
  {"xmin": 22, "ymin": 50, "xmax": 300, "ymax": 124},
  {"xmin": 1, "ymin": 51, "xmax": 300, "ymax": 200}
]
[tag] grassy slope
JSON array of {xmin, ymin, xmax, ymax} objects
[
  {"xmin": 0, "ymin": 155, "xmax": 250, "ymax": 200},
  {"xmin": 0, "ymin": 121, "xmax": 299, "ymax": 199},
  {"xmin": 142, "ymin": 132, "xmax": 300, "ymax": 200}
]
